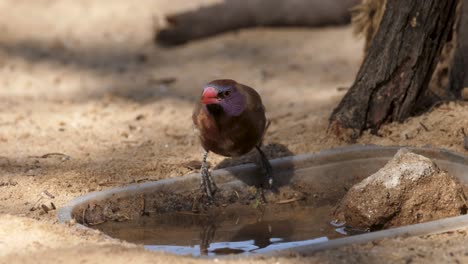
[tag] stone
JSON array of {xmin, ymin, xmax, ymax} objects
[{"xmin": 335, "ymin": 148, "xmax": 467, "ymax": 230}]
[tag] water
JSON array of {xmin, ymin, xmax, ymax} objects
[{"xmin": 95, "ymin": 205, "xmax": 346, "ymax": 256}]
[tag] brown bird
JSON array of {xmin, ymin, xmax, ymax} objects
[{"xmin": 192, "ymin": 79, "xmax": 272, "ymax": 198}]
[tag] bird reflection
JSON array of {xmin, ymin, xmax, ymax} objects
[
  {"xmin": 199, "ymin": 221, "xmax": 216, "ymax": 255},
  {"xmin": 198, "ymin": 219, "xmax": 293, "ymax": 255}
]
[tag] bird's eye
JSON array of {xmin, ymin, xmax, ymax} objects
[{"xmin": 224, "ymin": 91, "xmax": 231, "ymax": 96}]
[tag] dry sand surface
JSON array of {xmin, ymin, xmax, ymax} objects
[{"xmin": 0, "ymin": 1, "xmax": 467, "ymax": 263}]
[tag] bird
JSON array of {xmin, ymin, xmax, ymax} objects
[{"xmin": 192, "ymin": 79, "xmax": 272, "ymax": 198}]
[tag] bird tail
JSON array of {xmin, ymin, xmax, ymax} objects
[{"xmin": 258, "ymin": 119, "xmax": 271, "ymax": 147}]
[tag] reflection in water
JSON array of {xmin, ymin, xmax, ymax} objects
[
  {"xmin": 198, "ymin": 220, "xmax": 294, "ymax": 255},
  {"xmin": 144, "ymin": 237, "xmax": 329, "ymax": 256},
  {"xmin": 146, "ymin": 221, "xmax": 329, "ymax": 257},
  {"xmin": 199, "ymin": 221, "xmax": 216, "ymax": 255},
  {"xmin": 96, "ymin": 205, "xmax": 343, "ymax": 256}
]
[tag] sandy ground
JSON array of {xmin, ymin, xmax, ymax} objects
[{"xmin": 0, "ymin": 1, "xmax": 467, "ymax": 263}]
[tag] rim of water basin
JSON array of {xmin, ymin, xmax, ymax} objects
[{"xmin": 57, "ymin": 145, "xmax": 468, "ymax": 257}]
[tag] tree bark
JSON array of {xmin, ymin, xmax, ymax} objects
[{"xmin": 329, "ymin": 0, "xmax": 459, "ymax": 141}]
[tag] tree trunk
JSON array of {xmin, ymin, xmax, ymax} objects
[
  {"xmin": 329, "ymin": 0, "xmax": 459, "ymax": 141},
  {"xmin": 155, "ymin": 0, "xmax": 359, "ymax": 46},
  {"xmin": 460, "ymin": 1, "xmax": 468, "ymax": 88},
  {"xmin": 416, "ymin": 0, "xmax": 465, "ymax": 112}
]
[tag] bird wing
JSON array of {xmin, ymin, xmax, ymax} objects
[{"xmin": 237, "ymin": 84, "xmax": 269, "ymax": 147}]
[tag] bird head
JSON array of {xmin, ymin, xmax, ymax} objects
[{"xmin": 200, "ymin": 79, "xmax": 246, "ymax": 116}]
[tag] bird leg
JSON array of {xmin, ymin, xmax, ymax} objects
[
  {"xmin": 255, "ymin": 185, "xmax": 267, "ymax": 205},
  {"xmin": 200, "ymin": 150, "xmax": 217, "ymax": 198},
  {"xmin": 255, "ymin": 146, "xmax": 273, "ymax": 188}
]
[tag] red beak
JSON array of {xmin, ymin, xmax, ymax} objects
[{"xmin": 201, "ymin": 86, "xmax": 219, "ymax": 104}]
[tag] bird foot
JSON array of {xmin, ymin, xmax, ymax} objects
[{"xmin": 255, "ymin": 186, "xmax": 267, "ymax": 205}]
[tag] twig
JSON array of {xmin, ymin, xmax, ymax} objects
[
  {"xmin": 136, "ymin": 178, "xmax": 149, "ymax": 183},
  {"xmin": 41, "ymin": 204, "xmax": 50, "ymax": 214},
  {"xmin": 82, "ymin": 208, "xmax": 86, "ymax": 225},
  {"xmin": 30, "ymin": 197, "xmax": 44, "ymax": 211},
  {"xmin": 460, "ymin": 194, "xmax": 468, "ymax": 208},
  {"xmin": 86, "ymin": 220, "xmax": 106, "ymax": 226},
  {"xmin": 41, "ymin": 190, "xmax": 55, "ymax": 199},
  {"xmin": 28, "ymin": 153, "xmax": 70, "ymax": 161},
  {"xmin": 276, "ymin": 197, "xmax": 304, "ymax": 204},
  {"xmin": 419, "ymin": 122, "xmax": 429, "ymax": 132},
  {"xmin": 176, "ymin": 211, "xmax": 207, "ymax": 216}
]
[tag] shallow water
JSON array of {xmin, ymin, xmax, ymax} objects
[{"xmin": 95, "ymin": 205, "xmax": 345, "ymax": 256}]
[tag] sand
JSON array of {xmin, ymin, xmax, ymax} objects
[{"xmin": 0, "ymin": 1, "xmax": 467, "ymax": 263}]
